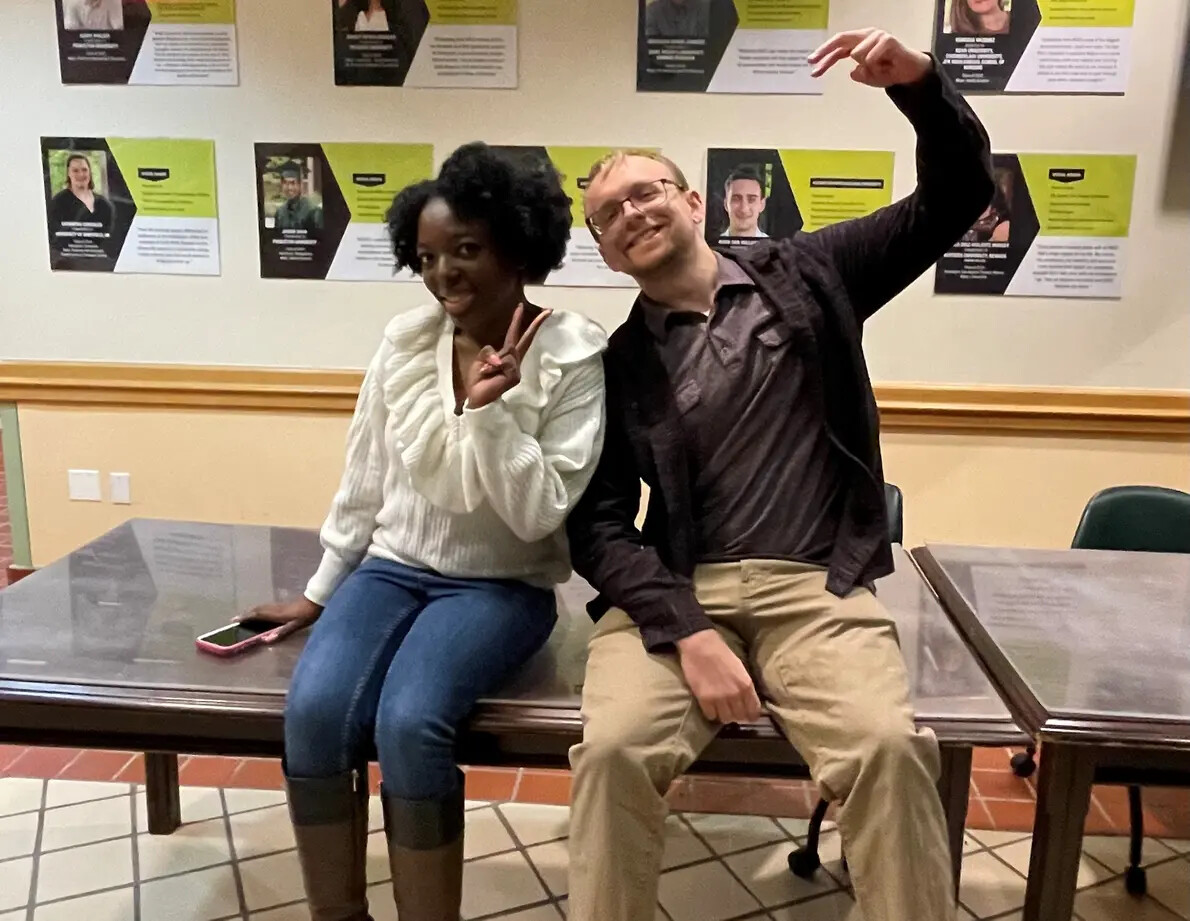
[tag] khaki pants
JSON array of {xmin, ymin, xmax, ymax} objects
[{"xmin": 568, "ymin": 561, "xmax": 954, "ymax": 921}]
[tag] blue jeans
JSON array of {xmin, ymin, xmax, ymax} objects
[{"xmin": 284, "ymin": 558, "xmax": 556, "ymax": 799}]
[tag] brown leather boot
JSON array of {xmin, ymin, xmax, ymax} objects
[
  {"xmin": 286, "ymin": 770, "xmax": 372, "ymax": 921},
  {"xmin": 381, "ymin": 775, "xmax": 465, "ymax": 921}
]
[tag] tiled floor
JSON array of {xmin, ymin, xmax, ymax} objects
[
  {"xmin": 3, "ymin": 746, "xmax": 1189, "ymax": 840},
  {"xmin": 0, "ymin": 777, "xmax": 1186, "ymax": 921}
]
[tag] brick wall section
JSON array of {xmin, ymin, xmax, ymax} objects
[{"xmin": 0, "ymin": 438, "xmax": 11, "ymax": 587}]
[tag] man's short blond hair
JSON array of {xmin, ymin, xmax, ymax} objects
[{"xmin": 584, "ymin": 149, "xmax": 690, "ymax": 193}]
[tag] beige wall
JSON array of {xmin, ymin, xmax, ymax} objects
[{"xmin": 18, "ymin": 406, "xmax": 1190, "ymax": 567}]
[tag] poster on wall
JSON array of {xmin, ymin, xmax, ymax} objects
[
  {"xmin": 637, "ymin": 0, "xmax": 829, "ymax": 94},
  {"xmin": 933, "ymin": 0, "xmax": 1134, "ymax": 94},
  {"xmin": 54, "ymin": 0, "xmax": 238, "ymax": 85},
  {"xmin": 332, "ymin": 0, "xmax": 517, "ymax": 87},
  {"xmin": 704, "ymin": 148, "xmax": 895, "ymax": 247},
  {"xmin": 254, "ymin": 142, "xmax": 433, "ymax": 281},
  {"xmin": 42, "ymin": 136, "xmax": 220, "ymax": 275},
  {"xmin": 490, "ymin": 146, "xmax": 653, "ymax": 288},
  {"xmin": 934, "ymin": 153, "xmax": 1136, "ymax": 298}
]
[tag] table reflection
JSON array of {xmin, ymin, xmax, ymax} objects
[
  {"xmin": 923, "ymin": 544, "xmax": 1190, "ymax": 724},
  {"xmin": 0, "ymin": 521, "xmax": 1015, "ymax": 728}
]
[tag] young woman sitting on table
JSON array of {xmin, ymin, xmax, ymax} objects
[{"xmin": 240, "ymin": 142, "xmax": 607, "ymax": 921}]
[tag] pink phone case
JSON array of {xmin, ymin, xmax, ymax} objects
[{"xmin": 195, "ymin": 628, "xmax": 280, "ymax": 658}]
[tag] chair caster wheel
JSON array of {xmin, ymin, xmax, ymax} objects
[
  {"xmin": 1124, "ymin": 866, "xmax": 1147, "ymax": 896},
  {"xmin": 1010, "ymin": 752, "xmax": 1037, "ymax": 778},
  {"xmin": 788, "ymin": 847, "xmax": 820, "ymax": 880}
]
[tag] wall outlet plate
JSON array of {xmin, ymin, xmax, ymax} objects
[
  {"xmin": 68, "ymin": 469, "xmax": 102, "ymax": 502},
  {"xmin": 110, "ymin": 472, "xmax": 132, "ymax": 505}
]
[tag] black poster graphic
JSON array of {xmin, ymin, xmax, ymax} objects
[
  {"xmin": 55, "ymin": 0, "xmax": 152, "ymax": 84},
  {"xmin": 933, "ymin": 0, "xmax": 1042, "ymax": 93},
  {"xmin": 332, "ymin": 0, "xmax": 429, "ymax": 86},
  {"xmin": 254, "ymin": 143, "xmax": 350, "ymax": 280},
  {"xmin": 42, "ymin": 137, "xmax": 137, "ymax": 273},
  {"xmin": 705, "ymin": 148, "xmax": 803, "ymax": 247},
  {"xmin": 637, "ymin": 0, "xmax": 737, "ymax": 93},
  {"xmin": 934, "ymin": 153, "xmax": 1040, "ymax": 295}
]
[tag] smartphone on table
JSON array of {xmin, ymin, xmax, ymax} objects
[{"xmin": 195, "ymin": 618, "xmax": 283, "ymax": 657}]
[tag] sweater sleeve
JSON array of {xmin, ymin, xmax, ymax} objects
[
  {"xmin": 458, "ymin": 357, "xmax": 606, "ymax": 543},
  {"xmin": 304, "ymin": 344, "xmax": 389, "ymax": 606}
]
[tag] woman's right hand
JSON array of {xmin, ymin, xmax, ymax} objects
[{"xmin": 236, "ymin": 597, "xmax": 323, "ymax": 644}]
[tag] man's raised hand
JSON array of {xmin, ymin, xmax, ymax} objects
[{"xmin": 808, "ymin": 29, "xmax": 931, "ymax": 88}]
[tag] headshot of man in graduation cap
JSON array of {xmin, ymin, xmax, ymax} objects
[{"xmin": 274, "ymin": 160, "xmax": 324, "ymax": 235}]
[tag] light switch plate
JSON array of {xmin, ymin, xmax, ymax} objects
[
  {"xmin": 68, "ymin": 469, "xmax": 102, "ymax": 502},
  {"xmin": 110, "ymin": 472, "xmax": 132, "ymax": 505}
]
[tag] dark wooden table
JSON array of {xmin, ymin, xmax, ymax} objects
[
  {"xmin": 0, "ymin": 520, "xmax": 1022, "ymax": 889},
  {"xmin": 916, "ymin": 543, "xmax": 1190, "ymax": 921}
]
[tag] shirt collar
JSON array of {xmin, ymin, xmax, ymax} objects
[{"xmin": 640, "ymin": 251, "xmax": 756, "ymax": 341}]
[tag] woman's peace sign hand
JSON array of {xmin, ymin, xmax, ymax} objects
[{"xmin": 465, "ymin": 304, "xmax": 553, "ymax": 410}]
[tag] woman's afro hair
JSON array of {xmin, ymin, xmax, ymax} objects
[{"xmin": 386, "ymin": 142, "xmax": 572, "ymax": 284}]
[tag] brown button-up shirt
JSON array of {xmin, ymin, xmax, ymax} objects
[{"xmin": 640, "ymin": 253, "xmax": 845, "ymax": 566}]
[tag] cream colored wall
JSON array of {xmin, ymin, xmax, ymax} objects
[
  {"xmin": 881, "ymin": 431, "xmax": 1190, "ymax": 547},
  {"xmin": 2, "ymin": 0, "xmax": 1188, "ymax": 388},
  {"xmin": 19, "ymin": 407, "xmax": 346, "ymax": 565},
  {"xmin": 18, "ymin": 406, "xmax": 1190, "ymax": 567}
]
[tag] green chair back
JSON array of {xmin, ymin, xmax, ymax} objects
[
  {"xmin": 884, "ymin": 482, "xmax": 904, "ymax": 546},
  {"xmin": 1071, "ymin": 485, "xmax": 1190, "ymax": 554}
]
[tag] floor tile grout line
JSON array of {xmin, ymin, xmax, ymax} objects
[
  {"xmin": 508, "ymin": 767, "xmax": 525, "ymax": 802},
  {"xmin": 129, "ymin": 787, "xmax": 142, "ymax": 921},
  {"xmin": 24, "ymin": 882, "xmax": 137, "ymax": 912},
  {"xmin": 675, "ymin": 813, "xmax": 772, "ymax": 915},
  {"xmin": 755, "ymin": 886, "xmax": 872, "ymax": 917},
  {"xmin": 109, "ymin": 753, "xmax": 141, "ymax": 785},
  {"xmin": 219, "ymin": 788, "xmax": 252, "ymax": 921},
  {"xmin": 21, "ymin": 780, "xmax": 46, "ymax": 921},
  {"xmin": 50, "ymin": 751, "xmax": 87, "ymax": 780},
  {"xmin": 468, "ymin": 895, "xmax": 560, "ymax": 921},
  {"xmin": 0, "ymin": 806, "xmax": 43, "ymax": 822},
  {"xmin": 31, "ymin": 831, "xmax": 133, "ymax": 859},
  {"xmin": 40, "ymin": 787, "xmax": 134, "ymax": 812},
  {"xmin": 982, "ymin": 841, "xmax": 1031, "ymax": 883},
  {"xmin": 491, "ymin": 802, "xmax": 561, "ymax": 904}
]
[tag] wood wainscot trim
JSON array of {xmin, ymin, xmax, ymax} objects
[
  {"xmin": 875, "ymin": 383, "xmax": 1190, "ymax": 438},
  {"xmin": 1, "ymin": 362, "xmax": 1187, "ymax": 438},
  {"xmin": 0, "ymin": 362, "xmax": 361, "ymax": 414}
]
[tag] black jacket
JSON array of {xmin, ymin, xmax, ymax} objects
[{"xmin": 566, "ymin": 60, "xmax": 994, "ymax": 652}]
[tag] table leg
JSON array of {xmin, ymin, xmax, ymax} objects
[
  {"xmin": 1023, "ymin": 742, "xmax": 1094, "ymax": 921},
  {"xmin": 144, "ymin": 752, "xmax": 181, "ymax": 836},
  {"xmin": 938, "ymin": 745, "xmax": 973, "ymax": 897}
]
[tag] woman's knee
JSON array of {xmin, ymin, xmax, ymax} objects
[
  {"xmin": 284, "ymin": 677, "xmax": 359, "ymax": 772},
  {"xmin": 375, "ymin": 698, "xmax": 454, "ymax": 777}
]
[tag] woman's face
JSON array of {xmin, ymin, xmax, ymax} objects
[
  {"xmin": 67, "ymin": 158, "xmax": 92, "ymax": 191},
  {"xmin": 966, "ymin": 0, "xmax": 1001, "ymax": 14},
  {"xmin": 416, "ymin": 197, "xmax": 520, "ymax": 323}
]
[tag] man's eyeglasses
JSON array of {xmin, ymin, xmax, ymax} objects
[{"xmin": 586, "ymin": 178, "xmax": 686, "ymax": 239}]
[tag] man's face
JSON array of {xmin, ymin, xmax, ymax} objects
[
  {"xmin": 584, "ymin": 155, "xmax": 704, "ymax": 281},
  {"xmin": 281, "ymin": 176, "xmax": 301, "ymax": 200},
  {"xmin": 725, "ymin": 178, "xmax": 765, "ymax": 235}
]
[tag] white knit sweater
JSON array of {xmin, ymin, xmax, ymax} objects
[{"xmin": 304, "ymin": 304, "xmax": 608, "ymax": 605}]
